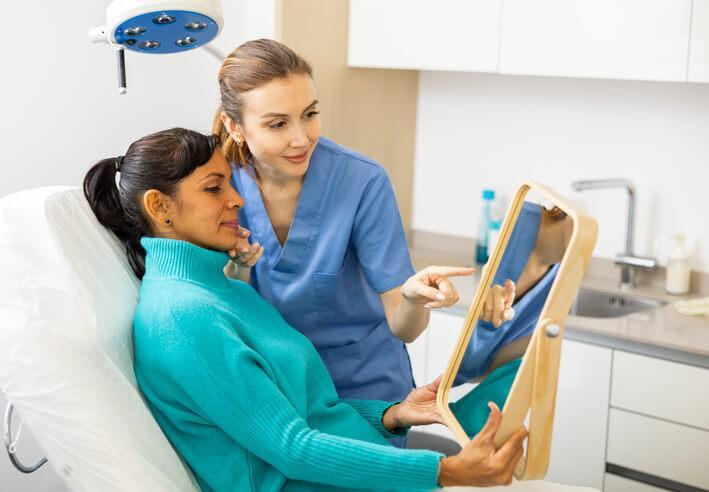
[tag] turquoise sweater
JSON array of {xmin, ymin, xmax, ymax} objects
[{"xmin": 133, "ymin": 238, "xmax": 443, "ymax": 492}]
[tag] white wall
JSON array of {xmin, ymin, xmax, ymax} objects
[
  {"xmin": 0, "ymin": 1, "xmax": 275, "ymax": 489},
  {"xmin": 0, "ymin": 0, "xmax": 276, "ymax": 198},
  {"xmin": 412, "ymin": 71, "xmax": 709, "ymax": 272}
]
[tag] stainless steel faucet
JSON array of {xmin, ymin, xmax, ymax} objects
[{"xmin": 571, "ymin": 178, "xmax": 657, "ymax": 289}]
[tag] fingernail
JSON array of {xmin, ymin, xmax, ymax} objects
[
  {"xmin": 435, "ymin": 293, "xmax": 445, "ymax": 301},
  {"xmin": 424, "ymin": 304, "xmax": 432, "ymax": 310}
]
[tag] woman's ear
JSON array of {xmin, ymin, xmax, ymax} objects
[
  {"xmin": 142, "ymin": 189, "xmax": 174, "ymax": 232},
  {"xmin": 221, "ymin": 111, "xmax": 245, "ymax": 143}
]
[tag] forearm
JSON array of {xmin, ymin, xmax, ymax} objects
[
  {"xmin": 241, "ymin": 397, "xmax": 441, "ymax": 490},
  {"xmin": 390, "ymin": 299, "xmax": 430, "ymax": 343},
  {"xmin": 343, "ymin": 399, "xmax": 408, "ymax": 438}
]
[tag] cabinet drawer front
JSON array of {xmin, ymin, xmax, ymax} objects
[
  {"xmin": 604, "ymin": 474, "xmax": 666, "ymax": 492},
  {"xmin": 611, "ymin": 350, "xmax": 709, "ymax": 430},
  {"xmin": 607, "ymin": 409, "xmax": 709, "ymax": 489}
]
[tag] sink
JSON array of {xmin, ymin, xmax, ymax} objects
[{"xmin": 569, "ymin": 287, "xmax": 667, "ymax": 318}]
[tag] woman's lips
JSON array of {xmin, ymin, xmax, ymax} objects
[
  {"xmin": 283, "ymin": 150, "xmax": 308, "ymax": 164},
  {"xmin": 221, "ymin": 220, "xmax": 239, "ymax": 229}
]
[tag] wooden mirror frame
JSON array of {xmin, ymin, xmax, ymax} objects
[{"xmin": 437, "ymin": 181, "xmax": 598, "ymax": 480}]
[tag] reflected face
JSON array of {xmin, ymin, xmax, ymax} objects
[
  {"xmin": 448, "ymin": 200, "xmax": 573, "ymax": 438},
  {"xmin": 167, "ymin": 151, "xmax": 245, "ymax": 252},
  {"xmin": 238, "ymin": 73, "xmax": 322, "ymax": 181}
]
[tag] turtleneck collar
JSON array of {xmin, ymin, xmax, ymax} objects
[{"xmin": 141, "ymin": 237, "xmax": 230, "ymax": 289}]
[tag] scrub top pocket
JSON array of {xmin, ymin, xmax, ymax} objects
[
  {"xmin": 312, "ymin": 251, "xmax": 383, "ymax": 326},
  {"xmin": 318, "ymin": 321, "xmax": 412, "ymax": 401}
]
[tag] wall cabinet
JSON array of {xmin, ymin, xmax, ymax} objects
[
  {"xmin": 348, "ymin": 0, "xmax": 501, "ymax": 72},
  {"xmin": 690, "ymin": 0, "xmax": 709, "ymax": 82},
  {"xmin": 349, "ymin": 0, "xmax": 701, "ymax": 83},
  {"xmin": 499, "ymin": 0, "xmax": 691, "ymax": 82}
]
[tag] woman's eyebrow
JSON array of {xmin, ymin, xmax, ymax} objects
[
  {"xmin": 260, "ymin": 99, "xmax": 319, "ymax": 119},
  {"xmin": 197, "ymin": 173, "xmax": 225, "ymax": 183}
]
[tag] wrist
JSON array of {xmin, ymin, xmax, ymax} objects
[
  {"xmin": 438, "ymin": 456, "xmax": 462, "ymax": 487},
  {"xmin": 381, "ymin": 404, "xmax": 402, "ymax": 431}
]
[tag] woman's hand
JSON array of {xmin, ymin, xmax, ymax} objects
[
  {"xmin": 382, "ymin": 376, "xmax": 445, "ymax": 430},
  {"xmin": 480, "ymin": 279, "xmax": 516, "ymax": 328},
  {"xmin": 438, "ymin": 402, "xmax": 527, "ymax": 487},
  {"xmin": 228, "ymin": 226, "xmax": 264, "ymax": 268},
  {"xmin": 401, "ymin": 266, "xmax": 477, "ymax": 310},
  {"xmin": 224, "ymin": 227, "xmax": 264, "ymax": 283}
]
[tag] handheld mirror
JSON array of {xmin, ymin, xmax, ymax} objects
[{"xmin": 437, "ymin": 182, "xmax": 598, "ymax": 480}]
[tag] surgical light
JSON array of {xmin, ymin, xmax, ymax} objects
[{"xmin": 90, "ymin": 0, "xmax": 224, "ymax": 94}]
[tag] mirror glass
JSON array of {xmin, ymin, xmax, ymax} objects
[{"xmin": 447, "ymin": 190, "xmax": 574, "ymax": 439}]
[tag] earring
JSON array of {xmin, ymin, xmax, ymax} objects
[{"xmin": 165, "ymin": 218, "xmax": 172, "ymax": 225}]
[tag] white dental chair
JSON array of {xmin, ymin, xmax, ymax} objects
[{"xmin": 0, "ymin": 187, "xmax": 200, "ymax": 491}]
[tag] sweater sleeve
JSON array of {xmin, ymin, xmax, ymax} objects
[
  {"xmin": 342, "ymin": 399, "xmax": 409, "ymax": 439},
  {"xmin": 169, "ymin": 314, "xmax": 443, "ymax": 490}
]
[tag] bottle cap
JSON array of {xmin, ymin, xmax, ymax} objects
[{"xmin": 482, "ymin": 189, "xmax": 495, "ymax": 200}]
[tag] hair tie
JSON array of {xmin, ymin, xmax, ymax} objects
[{"xmin": 115, "ymin": 156, "xmax": 124, "ymax": 172}]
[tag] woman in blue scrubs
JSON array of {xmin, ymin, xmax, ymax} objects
[{"xmin": 212, "ymin": 39, "xmax": 477, "ymax": 416}]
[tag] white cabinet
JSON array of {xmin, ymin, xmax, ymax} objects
[
  {"xmin": 611, "ymin": 350, "xmax": 709, "ymax": 430},
  {"xmin": 348, "ymin": 0, "xmax": 700, "ymax": 83},
  {"xmin": 607, "ymin": 409, "xmax": 709, "ymax": 490},
  {"xmin": 408, "ymin": 310, "xmax": 467, "ymax": 386},
  {"xmin": 689, "ymin": 0, "xmax": 709, "ymax": 82},
  {"xmin": 426, "ymin": 310, "xmax": 466, "ymax": 381},
  {"xmin": 546, "ymin": 339, "xmax": 612, "ymax": 490},
  {"xmin": 499, "ymin": 0, "xmax": 692, "ymax": 82},
  {"xmin": 348, "ymin": 0, "xmax": 501, "ymax": 72},
  {"xmin": 606, "ymin": 350, "xmax": 709, "ymax": 490}
]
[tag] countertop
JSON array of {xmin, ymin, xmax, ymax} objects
[{"xmin": 411, "ymin": 247, "xmax": 709, "ymax": 369}]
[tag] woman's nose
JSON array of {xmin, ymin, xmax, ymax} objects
[
  {"xmin": 290, "ymin": 125, "xmax": 309, "ymax": 148},
  {"xmin": 227, "ymin": 187, "xmax": 244, "ymax": 209}
]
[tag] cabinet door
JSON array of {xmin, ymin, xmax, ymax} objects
[
  {"xmin": 348, "ymin": 0, "xmax": 501, "ymax": 72},
  {"xmin": 689, "ymin": 0, "xmax": 709, "ymax": 82},
  {"xmin": 607, "ymin": 409, "xmax": 709, "ymax": 490},
  {"xmin": 426, "ymin": 310, "xmax": 467, "ymax": 382},
  {"xmin": 499, "ymin": 0, "xmax": 692, "ymax": 82},
  {"xmin": 406, "ymin": 329, "xmax": 429, "ymax": 387},
  {"xmin": 545, "ymin": 339, "xmax": 612, "ymax": 490},
  {"xmin": 611, "ymin": 350, "xmax": 709, "ymax": 430}
]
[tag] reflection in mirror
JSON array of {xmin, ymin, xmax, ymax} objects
[{"xmin": 448, "ymin": 193, "xmax": 574, "ymax": 439}]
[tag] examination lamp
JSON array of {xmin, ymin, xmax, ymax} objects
[{"xmin": 90, "ymin": 0, "xmax": 224, "ymax": 94}]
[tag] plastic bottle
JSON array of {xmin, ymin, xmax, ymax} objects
[
  {"xmin": 475, "ymin": 189, "xmax": 495, "ymax": 264},
  {"xmin": 487, "ymin": 219, "xmax": 502, "ymax": 259},
  {"xmin": 665, "ymin": 234, "xmax": 691, "ymax": 295}
]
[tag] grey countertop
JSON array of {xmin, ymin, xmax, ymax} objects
[{"xmin": 411, "ymin": 248, "xmax": 709, "ymax": 369}]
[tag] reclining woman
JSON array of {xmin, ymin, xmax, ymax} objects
[{"xmin": 83, "ymin": 128, "xmax": 526, "ymax": 491}]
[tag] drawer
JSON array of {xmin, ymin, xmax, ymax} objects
[
  {"xmin": 611, "ymin": 350, "xmax": 709, "ymax": 430},
  {"xmin": 607, "ymin": 409, "xmax": 709, "ymax": 490},
  {"xmin": 604, "ymin": 474, "xmax": 666, "ymax": 491}
]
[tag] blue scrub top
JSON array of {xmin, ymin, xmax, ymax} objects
[
  {"xmin": 231, "ymin": 137, "xmax": 416, "ymax": 403},
  {"xmin": 455, "ymin": 202, "xmax": 560, "ymax": 384}
]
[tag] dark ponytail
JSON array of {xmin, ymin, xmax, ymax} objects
[{"xmin": 83, "ymin": 128, "xmax": 220, "ymax": 279}]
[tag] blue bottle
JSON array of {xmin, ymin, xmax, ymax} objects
[{"xmin": 475, "ymin": 189, "xmax": 495, "ymax": 265}]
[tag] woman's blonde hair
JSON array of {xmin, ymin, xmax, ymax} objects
[{"xmin": 212, "ymin": 39, "xmax": 313, "ymax": 168}]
